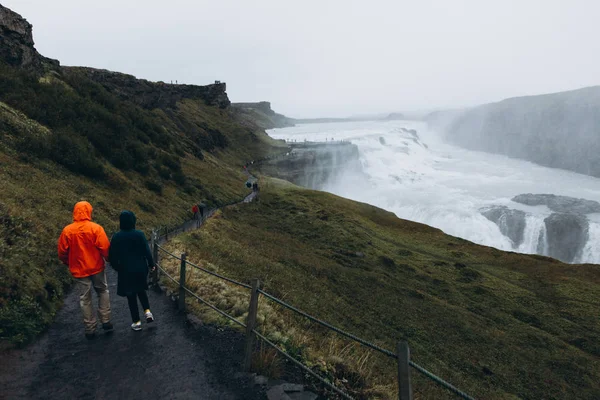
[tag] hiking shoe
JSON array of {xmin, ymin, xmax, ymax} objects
[
  {"xmin": 85, "ymin": 332, "xmax": 96, "ymax": 340},
  {"xmin": 131, "ymin": 321, "xmax": 142, "ymax": 331},
  {"xmin": 144, "ymin": 310, "xmax": 154, "ymax": 323},
  {"xmin": 102, "ymin": 322, "xmax": 114, "ymax": 332}
]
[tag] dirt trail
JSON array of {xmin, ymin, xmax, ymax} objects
[
  {"xmin": 1, "ymin": 186, "xmax": 264, "ymax": 400},
  {"xmin": 0, "ymin": 266, "xmax": 264, "ymax": 400}
]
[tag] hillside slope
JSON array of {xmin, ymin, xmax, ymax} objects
[
  {"xmin": 165, "ymin": 178, "xmax": 600, "ymax": 399},
  {"xmin": 0, "ymin": 5, "xmax": 283, "ymax": 345},
  {"xmin": 429, "ymin": 86, "xmax": 600, "ymax": 177},
  {"xmin": 231, "ymin": 101, "xmax": 295, "ymax": 129}
]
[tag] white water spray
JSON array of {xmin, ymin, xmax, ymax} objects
[
  {"xmin": 517, "ymin": 215, "xmax": 548, "ymax": 255},
  {"xmin": 268, "ymin": 121, "xmax": 600, "ymax": 263}
]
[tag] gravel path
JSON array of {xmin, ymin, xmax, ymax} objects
[{"xmin": 0, "ymin": 267, "xmax": 264, "ymax": 400}]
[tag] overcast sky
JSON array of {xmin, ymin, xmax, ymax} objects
[{"xmin": 4, "ymin": 0, "xmax": 600, "ymax": 117}]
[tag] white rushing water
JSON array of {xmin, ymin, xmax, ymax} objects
[{"xmin": 267, "ymin": 120, "xmax": 600, "ymax": 263}]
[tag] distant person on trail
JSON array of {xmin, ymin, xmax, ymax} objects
[
  {"xmin": 109, "ymin": 211, "xmax": 156, "ymax": 331},
  {"xmin": 58, "ymin": 201, "xmax": 112, "ymax": 340},
  {"xmin": 192, "ymin": 204, "xmax": 199, "ymax": 220},
  {"xmin": 198, "ymin": 202, "xmax": 206, "ymax": 220}
]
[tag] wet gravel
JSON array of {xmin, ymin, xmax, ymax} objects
[{"xmin": 0, "ymin": 268, "xmax": 264, "ymax": 400}]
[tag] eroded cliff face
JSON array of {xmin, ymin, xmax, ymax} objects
[
  {"xmin": 64, "ymin": 67, "xmax": 230, "ymax": 110},
  {"xmin": 0, "ymin": 5, "xmax": 229, "ymax": 110},
  {"xmin": 257, "ymin": 143, "xmax": 362, "ymax": 190},
  {"xmin": 481, "ymin": 194, "xmax": 599, "ymax": 263},
  {"xmin": 431, "ymin": 87, "xmax": 600, "ymax": 178},
  {"xmin": 0, "ymin": 5, "xmax": 59, "ymax": 71},
  {"xmin": 231, "ymin": 101, "xmax": 294, "ymax": 129}
]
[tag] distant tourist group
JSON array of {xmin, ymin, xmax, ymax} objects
[{"xmin": 58, "ymin": 201, "xmax": 156, "ymax": 339}]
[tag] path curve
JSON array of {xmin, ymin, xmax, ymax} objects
[{"xmin": 0, "ymin": 184, "xmax": 263, "ymax": 400}]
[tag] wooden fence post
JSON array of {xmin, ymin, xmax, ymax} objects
[
  {"xmin": 397, "ymin": 341, "xmax": 413, "ymax": 400},
  {"xmin": 243, "ymin": 279, "xmax": 261, "ymax": 371},
  {"xmin": 178, "ymin": 253, "xmax": 187, "ymax": 312}
]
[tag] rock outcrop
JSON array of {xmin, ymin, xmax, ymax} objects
[
  {"xmin": 481, "ymin": 206, "xmax": 526, "ymax": 247},
  {"xmin": 0, "ymin": 5, "xmax": 227, "ymax": 110},
  {"xmin": 512, "ymin": 193, "xmax": 600, "ymax": 214},
  {"xmin": 64, "ymin": 67, "xmax": 230, "ymax": 110},
  {"xmin": 231, "ymin": 101, "xmax": 294, "ymax": 129},
  {"xmin": 0, "ymin": 5, "xmax": 59, "ymax": 71},
  {"xmin": 544, "ymin": 213, "xmax": 589, "ymax": 262},
  {"xmin": 257, "ymin": 142, "xmax": 362, "ymax": 190},
  {"xmin": 481, "ymin": 193, "xmax": 600, "ymax": 262}
]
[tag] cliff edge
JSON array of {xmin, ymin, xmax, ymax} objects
[{"xmin": 0, "ymin": 5, "xmax": 59, "ymax": 71}]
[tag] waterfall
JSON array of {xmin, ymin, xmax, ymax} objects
[
  {"xmin": 579, "ymin": 222, "xmax": 600, "ymax": 263},
  {"xmin": 267, "ymin": 121, "xmax": 600, "ymax": 263},
  {"xmin": 518, "ymin": 215, "xmax": 547, "ymax": 255}
]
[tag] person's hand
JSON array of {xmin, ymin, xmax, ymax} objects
[{"xmin": 150, "ymin": 265, "xmax": 157, "ymax": 272}]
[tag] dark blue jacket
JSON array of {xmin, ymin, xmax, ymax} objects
[{"xmin": 109, "ymin": 211, "xmax": 154, "ymax": 297}]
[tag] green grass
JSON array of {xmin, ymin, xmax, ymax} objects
[
  {"xmin": 165, "ymin": 177, "xmax": 600, "ymax": 399},
  {"xmin": 0, "ymin": 63, "xmax": 282, "ymax": 345}
]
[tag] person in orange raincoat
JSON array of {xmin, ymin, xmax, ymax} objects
[{"xmin": 58, "ymin": 201, "xmax": 112, "ymax": 339}]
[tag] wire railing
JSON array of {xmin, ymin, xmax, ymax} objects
[
  {"xmin": 148, "ymin": 172, "xmax": 475, "ymax": 400},
  {"xmin": 153, "ymin": 242, "xmax": 476, "ymax": 400}
]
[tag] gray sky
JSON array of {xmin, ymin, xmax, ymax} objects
[{"xmin": 4, "ymin": 0, "xmax": 600, "ymax": 117}]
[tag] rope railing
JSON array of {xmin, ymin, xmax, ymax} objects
[
  {"xmin": 155, "ymin": 251, "xmax": 357, "ymax": 398},
  {"xmin": 258, "ymin": 289, "xmax": 396, "ymax": 358},
  {"xmin": 252, "ymin": 328, "xmax": 354, "ymax": 400},
  {"xmin": 156, "ymin": 245, "xmax": 252, "ymax": 290},
  {"xmin": 157, "ymin": 264, "xmax": 179, "ymax": 286},
  {"xmin": 157, "ymin": 249, "xmax": 476, "ymax": 399},
  {"xmin": 158, "ymin": 246, "xmax": 181, "ymax": 260},
  {"xmin": 259, "ymin": 289, "xmax": 475, "ymax": 400},
  {"xmin": 157, "ymin": 264, "xmax": 247, "ymax": 329},
  {"xmin": 185, "ymin": 259, "xmax": 252, "ymax": 290},
  {"xmin": 150, "ymin": 175, "xmax": 476, "ymax": 400},
  {"xmin": 409, "ymin": 363, "xmax": 475, "ymax": 400},
  {"xmin": 182, "ymin": 286, "xmax": 247, "ymax": 329}
]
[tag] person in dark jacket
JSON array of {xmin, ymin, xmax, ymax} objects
[
  {"xmin": 198, "ymin": 202, "xmax": 206, "ymax": 220},
  {"xmin": 109, "ymin": 211, "xmax": 156, "ymax": 331}
]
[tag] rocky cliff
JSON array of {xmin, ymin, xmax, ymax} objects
[
  {"xmin": 0, "ymin": 5, "xmax": 228, "ymax": 110},
  {"xmin": 0, "ymin": 5, "xmax": 58, "ymax": 71},
  {"xmin": 231, "ymin": 101, "xmax": 294, "ymax": 129},
  {"xmin": 428, "ymin": 87, "xmax": 600, "ymax": 177},
  {"xmin": 481, "ymin": 194, "xmax": 599, "ymax": 262},
  {"xmin": 256, "ymin": 142, "xmax": 362, "ymax": 190},
  {"xmin": 64, "ymin": 67, "xmax": 230, "ymax": 110}
]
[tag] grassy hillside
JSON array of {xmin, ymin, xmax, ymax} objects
[
  {"xmin": 0, "ymin": 61, "xmax": 284, "ymax": 345},
  {"xmin": 163, "ymin": 178, "xmax": 600, "ymax": 399}
]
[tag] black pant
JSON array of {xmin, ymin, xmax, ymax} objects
[{"xmin": 127, "ymin": 291, "xmax": 150, "ymax": 322}]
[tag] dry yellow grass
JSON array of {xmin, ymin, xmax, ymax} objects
[{"xmin": 161, "ymin": 177, "xmax": 600, "ymax": 400}]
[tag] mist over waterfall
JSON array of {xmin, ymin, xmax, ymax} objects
[{"xmin": 268, "ymin": 120, "xmax": 600, "ymax": 264}]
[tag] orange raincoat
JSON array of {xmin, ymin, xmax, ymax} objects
[{"xmin": 58, "ymin": 201, "xmax": 110, "ymax": 278}]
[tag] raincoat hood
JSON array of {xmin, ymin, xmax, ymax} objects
[
  {"xmin": 73, "ymin": 201, "xmax": 93, "ymax": 222},
  {"xmin": 119, "ymin": 210, "xmax": 136, "ymax": 231}
]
